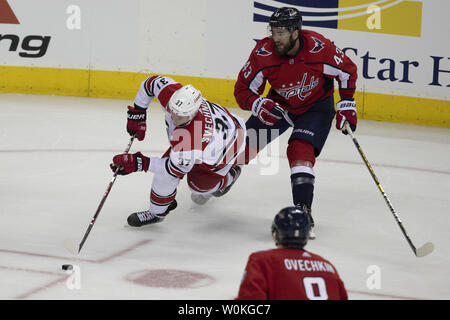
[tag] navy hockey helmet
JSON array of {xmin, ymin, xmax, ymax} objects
[
  {"xmin": 271, "ymin": 206, "xmax": 311, "ymax": 249},
  {"xmin": 269, "ymin": 7, "xmax": 303, "ymax": 32}
]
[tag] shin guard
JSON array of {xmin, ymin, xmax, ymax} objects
[{"xmin": 290, "ymin": 167, "xmax": 315, "ymax": 208}]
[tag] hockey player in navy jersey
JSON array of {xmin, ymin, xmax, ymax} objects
[
  {"xmin": 111, "ymin": 76, "xmax": 245, "ymax": 227},
  {"xmin": 234, "ymin": 7, "xmax": 358, "ymax": 238}
]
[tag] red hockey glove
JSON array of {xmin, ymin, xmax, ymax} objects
[
  {"xmin": 110, "ymin": 152, "xmax": 150, "ymax": 175},
  {"xmin": 336, "ymin": 99, "xmax": 357, "ymax": 135},
  {"xmin": 127, "ymin": 106, "xmax": 147, "ymax": 141},
  {"xmin": 251, "ymin": 98, "xmax": 283, "ymax": 126}
]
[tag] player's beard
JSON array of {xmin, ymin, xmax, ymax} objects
[{"xmin": 274, "ymin": 34, "xmax": 297, "ymax": 56}]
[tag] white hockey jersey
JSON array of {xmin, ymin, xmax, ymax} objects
[{"xmin": 133, "ymin": 75, "xmax": 246, "ymax": 214}]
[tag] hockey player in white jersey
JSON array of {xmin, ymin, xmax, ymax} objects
[{"xmin": 110, "ymin": 75, "xmax": 246, "ymax": 227}]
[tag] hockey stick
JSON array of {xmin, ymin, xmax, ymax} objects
[
  {"xmin": 64, "ymin": 135, "xmax": 135, "ymax": 254},
  {"xmin": 343, "ymin": 122, "xmax": 434, "ymax": 257}
]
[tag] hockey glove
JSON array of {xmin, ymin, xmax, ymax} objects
[
  {"xmin": 252, "ymin": 97, "xmax": 283, "ymax": 126},
  {"xmin": 110, "ymin": 152, "xmax": 150, "ymax": 175},
  {"xmin": 127, "ymin": 106, "xmax": 147, "ymax": 141},
  {"xmin": 336, "ymin": 99, "xmax": 357, "ymax": 135}
]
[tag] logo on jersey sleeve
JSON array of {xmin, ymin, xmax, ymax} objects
[
  {"xmin": 253, "ymin": 0, "xmax": 422, "ymax": 37},
  {"xmin": 310, "ymin": 37, "xmax": 325, "ymax": 53},
  {"xmin": 256, "ymin": 44, "xmax": 272, "ymax": 56}
]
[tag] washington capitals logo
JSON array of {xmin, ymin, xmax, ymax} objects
[
  {"xmin": 256, "ymin": 44, "xmax": 272, "ymax": 56},
  {"xmin": 310, "ymin": 37, "xmax": 324, "ymax": 53},
  {"xmin": 275, "ymin": 73, "xmax": 319, "ymax": 101}
]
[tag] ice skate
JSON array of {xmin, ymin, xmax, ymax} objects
[
  {"xmin": 191, "ymin": 166, "xmax": 242, "ymax": 205},
  {"xmin": 213, "ymin": 165, "xmax": 242, "ymax": 197},
  {"xmin": 127, "ymin": 200, "xmax": 177, "ymax": 227},
  {"xmin": 306, "ymin": 211, "xmax": 316, "ymax": 240}
]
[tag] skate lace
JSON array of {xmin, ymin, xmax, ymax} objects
[{"xmin": 136, "ymin": 211, "xmax": 157, "ymax": 222}]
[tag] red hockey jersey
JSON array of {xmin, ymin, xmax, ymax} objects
[
  {"xmin": 234, "ymin": 30, "xmax": 357, "ymax": 115},
  {"xmin": 237, "ymin": 248, "xmax": 348, "ymax": 300}
]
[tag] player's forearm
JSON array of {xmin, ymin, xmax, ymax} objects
[
  {"xmin": 339, "ymin": 56, "xmax": 358, "ymax": 100},
  {"xmin": 234, "ymin": 81, "xmax": 259, "ymax": 111},
  {"xmin": 338, "ymin": 87, "xmax": 356, "ymax": 100}
]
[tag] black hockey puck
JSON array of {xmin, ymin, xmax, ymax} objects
[{"xmin": 62, "ymin": 264, "xmax": 73, "ymax": 271}]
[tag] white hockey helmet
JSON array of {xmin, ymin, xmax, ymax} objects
[{"xmin": 168, "ymin": 84, "xmax": 203, "ymax": 120}]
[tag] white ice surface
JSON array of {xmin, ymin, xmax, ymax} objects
[{"xmin": 0, "ymin": 93, "xmax": 449, "ymax": 300}]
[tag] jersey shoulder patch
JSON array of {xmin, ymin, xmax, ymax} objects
[
  {"xmin": 309, "ymin": 36, "xmax": 325, "ymax": 53},
  {"xmin": 253, "ymin": 38, "xmax": 275, "ymax": 58},
  {"xmin": 302, "ymin": 30, "xmax": 330, "ymax": 55},
  {"xmin": 256, "ymin": 43, "xmax": 272, "ymax": 57}
]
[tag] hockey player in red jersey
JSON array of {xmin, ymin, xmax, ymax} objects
[
  {"xmin": 235, "ymin": 7, "xmax": 358, "ymax": 238},
  {"xmin": 236, "ymin": 206, "xmax": 348, "ymax": 300},
  {"xmin": 110, "ymin": 75, "xmax": 245, "ymax": 226}
]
